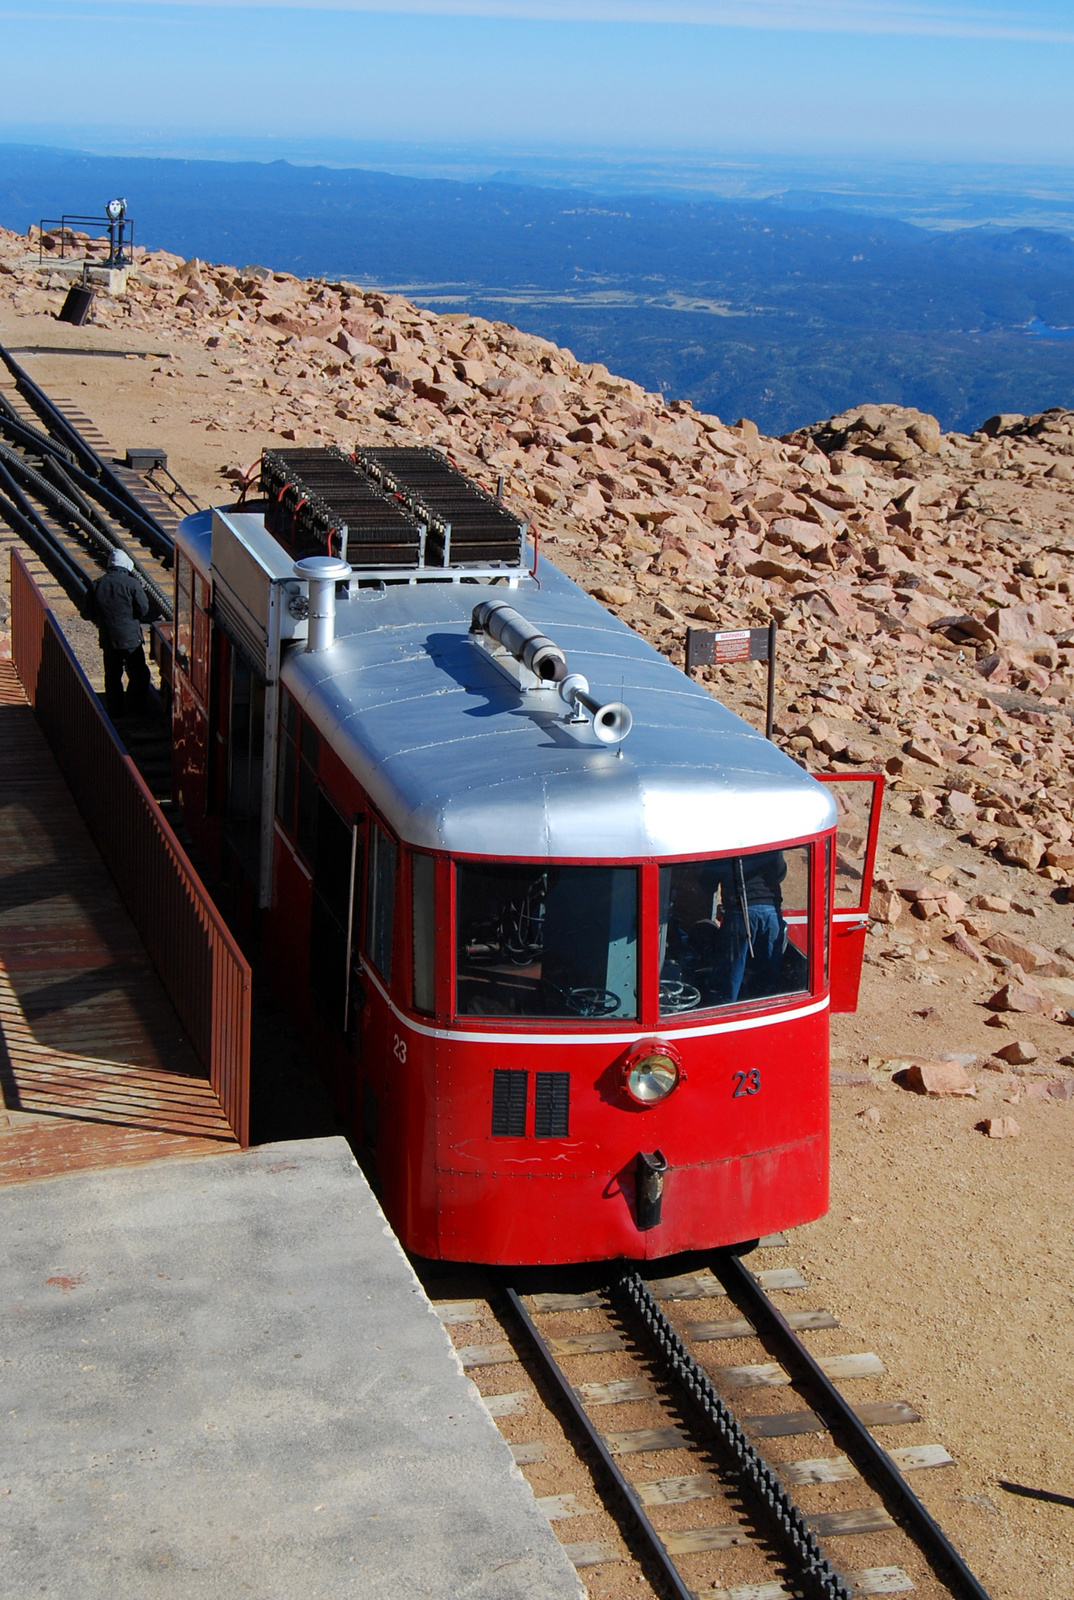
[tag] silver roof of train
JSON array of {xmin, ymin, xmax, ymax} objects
[{"xmin": 278, "ymin": 555, "xmax": 836, "ymax": 858}]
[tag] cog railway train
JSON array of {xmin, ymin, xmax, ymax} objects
[{"xmin": 170, "ymin": 445, "xmax": 882, "ymax": 1264}]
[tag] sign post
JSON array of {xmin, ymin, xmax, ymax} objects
[{"xmin": 686, "ymin": 620, "xmax": 778, "ymax": 741}]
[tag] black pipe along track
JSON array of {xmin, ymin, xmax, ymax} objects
[{"xmin": 714, "ymin": 1251, "xmax": 995, "ymax": 1600}]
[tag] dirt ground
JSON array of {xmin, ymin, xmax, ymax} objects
[{"xmin": 1, "ymin": 298, "xmax": 1071, "ymax": 1598}]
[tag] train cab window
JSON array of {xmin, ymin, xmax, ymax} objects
[
  {"xmin": 455, "ymin": 864, "xmax": 637, "ymax": 1020},
  {"xmin": 225, "ymin": 653, "xmax": 265, "ymax": 872},
  {"xmin": 191, "ymin": 572, "xmax": 211, "ymax": 701},
  {"xmin": 276, "ymin": 690, "xmax": 299, "ymax": 835},
  {"xmin": 175, "ymin": 552, "xmax": 193, "ymax": 676},
  {"xmin": 365, "ymin": 822, "xmax": 397, "ymax": 982},
  {"xmin": 412, "ymin": 853, "xmax": 436, "ymax": 1014},
  {"xmin": 309, "ymin": 792, "xmax": 359, "ymax": 1028},
  {"xmin": 658, "ymin": 846, "xmax": 810, "ymax": 1017},
  {"xmin": 275, "ymin": 694, "xmax": 321, "ymax": 863},
  {"xmin": 297, "ymin": 720, "xmax": 320, "ymax": 861}
]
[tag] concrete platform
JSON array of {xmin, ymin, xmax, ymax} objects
[{"xmin": 0, "ymin": 1137, "xmax": 583, "ymax": 1599}]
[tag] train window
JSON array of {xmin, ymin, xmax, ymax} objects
[
  {"xmin": 310, "ymin": 793, "xmax": 358, "ymax": 1029},
  {"xmin": 658, "ymin": 846, "xmax": 810, "ymax": 1016},
  {"xmin": 823, "ymin": 836, "xmax": 832, "ymax": 990},
  {"xmin": 297, "ymin": 720, "xmax": 320, "ymax": 862},
  {"xmin": 224, "ymin": 653, "xmax": 265, "ymax": 873},
  {"xmin": 829, "ymin": 784, "xmax": 870, "ymax": 905},
  {"xmin": 366, "ymin": 822, "xmax": 397, "ymax": 982},
  {"xmin": 412, "ymin": 853, "xmax": 436, "ymax": 1015},
  {"xmin": 175, "ymin": 552, "xmax": 192, "ymax": 677},
  {"xmin": 275, "ymin": 690, "xmax": 298, "ymax": 835},
  {"xmin": 455, "ymin": 864, "xmax": 637, "ymax": 1020},
  {"xmin": 191, "ymin": 572, "xmax": 211, "ymax": 702}
]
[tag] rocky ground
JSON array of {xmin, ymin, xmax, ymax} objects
[{"xmin": 1, "ymin": 225, "xmax": 1072, "ymax": 1596}]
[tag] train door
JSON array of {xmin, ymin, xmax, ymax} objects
[{"xmin": 817, "ymin": 774, "xmax": 884, "ymax": 1012}]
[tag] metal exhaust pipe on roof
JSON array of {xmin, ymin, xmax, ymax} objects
[
  {"xmin": 471, "ymin": 599, "xmax": 567, "ymax": 683},
  {"xmin": 294, "ymin": 556, "xmax": 353, "ymax": 651}
]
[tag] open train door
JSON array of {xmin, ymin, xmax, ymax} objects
[{"xmin": 817, "ymin": 773, "xmax": 885, "ymax": 1013}]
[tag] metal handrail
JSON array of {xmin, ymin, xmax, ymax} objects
[{"xmin": 36, "ymin": 212, "xmax": 135, "ymax": 267}]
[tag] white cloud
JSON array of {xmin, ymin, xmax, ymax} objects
[{"xmin": 78, "ymin": 0, "xmax": 1074, "ymax": 42}]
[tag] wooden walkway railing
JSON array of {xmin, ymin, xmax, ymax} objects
[{"xmin": 9, "ymin": 550, "xmax": 250, "ymax": 1146}]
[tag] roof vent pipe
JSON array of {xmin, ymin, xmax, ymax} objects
[{"xmin": 294, "ymin": 556, "xmax": 353, "ymax": 651}]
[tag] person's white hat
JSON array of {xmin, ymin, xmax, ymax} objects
[{"xmin": 109, "ymin": 547, "xmax": 135, "ymax": 571}]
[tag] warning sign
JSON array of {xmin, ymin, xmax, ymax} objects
[
  {"xmin": 685, "ymin": 620, "xmax": 778, "ymax": 741},
  {"xmin": 686, "ymin": 625, "xmax": 772, "ymax": 670}
]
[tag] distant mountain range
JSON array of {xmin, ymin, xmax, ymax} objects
[{"xmin": 3, "ymin": 142, "xmax": 1073, "ymax": 435}]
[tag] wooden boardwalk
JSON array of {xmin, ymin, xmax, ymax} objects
[{"xmin": 0, "ymin": 658, "xmax": 236, "ymax": 1185}]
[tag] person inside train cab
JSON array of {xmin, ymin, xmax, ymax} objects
[
  {"xmin": 713, "ymin": 850, "xmax": 788, "ymax": 1002},
  {"xmin": 92, "ymin": 548, "xmax": 151, "ymax": 719},
  {"xmin": 680, "ymin": 851, "xmax": 788, "ymax": 1005}
]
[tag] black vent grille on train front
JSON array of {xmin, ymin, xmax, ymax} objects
[
  {"xmin": 491, "ymin": 1069, "xmax": 528, "ymax": 1137},
  {"xmin": 534, "ymin": 1072, "xmax": 569, "ymax": 1138},
  {"xmin": 260, "ymin": 447, "xmax": 425, "ymax": 567},
  {"xmin": 354, "ymin": 446, "xmax": 526, "ymax": 569}
]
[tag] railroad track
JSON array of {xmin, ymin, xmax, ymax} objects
[
  {"xmin": 0, "ymin": 339, "xmax": 182, "ymax": 622},
  {"xmin": 424, "ymin": 1241, "xmax": 993, "ymax": 1600}
]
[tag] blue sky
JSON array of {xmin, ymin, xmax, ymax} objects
[{"xmin": 3, "ymin": 1, "xmax": 1074, "ymax": 163}]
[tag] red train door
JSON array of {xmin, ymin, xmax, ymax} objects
[{"xmin": 817, "ymin": 774, "xmax": 884, "ymax": 1013}]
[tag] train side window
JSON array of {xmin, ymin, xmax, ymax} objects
[
  {"xmin": 658, "ymin": 845, "xmax": 810, "ymax": 1017},
  {"xmin": 224, "ymin": 652, "xmax": 265, "ymax": 872},
  {"xmin": 191, "ymin": 572, "xmax": 211, "ymax": 701},
  {"xmin": 823, "ymin": 836, "xmax": 832, "ymax": 990},
  {"xmin": 456, "ymin": 864, "xmax": 637, "ymax": 1020},
  {"xmin": 412, "ymin": 852, "xmax": 436, "ymax": 1015},
  {"xmin": 309, "ymin": 792, "xmax": 359, "ymax": 1029},
  {"xmin": 175, "ymin": 552, "xmax": 192, "ymax": 676},
  {"xmin": 366, "ymin": 822, "xmax": 397, "ymax": 983},
  {"xmin": 297, "ymin": 719, "xmax": 320, "ymax": 862},
  {"xmin": 275, "ymin": 690, "xmax": 299, "ymax": 836}
]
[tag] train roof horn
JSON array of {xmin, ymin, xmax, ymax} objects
[{"xmin": 470, "ymin": 599, "xmax": 633, "ymax": 745}]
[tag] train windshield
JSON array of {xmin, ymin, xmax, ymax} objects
[
  {"xmin": 658, "ymin": 846, "xmax": 810, "ymax": 1016},
  {"xmin": 456, "ymin": 864, "xmax": 637, "ymax": 1020}
]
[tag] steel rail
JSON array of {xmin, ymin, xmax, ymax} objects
[
  {"xmin": 714, "ymin": 1251, "xmax": 995, "ymax": 1600},
  {"xmin": 0, "ymin": 395, "xmax": 80, "ymax": 465},
  {"xmin": 0, "ymin": 488, "xmax": 93, "ymax": 608},
  {"xmin": 0, "ymin": 340, "xmax": 171, "ymax": 550},
  {"xmin": 0, "ymin": 379, "xmax": 171, "ymax": 558},
  {"xmin": 614, "ymin": 1270, "xmax": 851, "ymax": 1600},
  {"xmin": 0, "ymin": 440, "xmax": 173, "ymax": 619},
  {"xmin": 41, "ymin": 453, "xmax": 118, "ymax": 540},
  {"xmin": 500, "ymin": 1283, "xmax": 698, "ymax": 1600},
  {"xmin": 56, "ymin": 452, "xmax": 174, "ymax": 561}
]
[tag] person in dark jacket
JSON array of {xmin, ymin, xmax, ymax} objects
[
  {"xmin": 93, "ymin": 548, "xmax": 151, "ymax": 718},
  {"xmin": 681, "ymin": 851, "xmax": 788, "ymax": 1004}
]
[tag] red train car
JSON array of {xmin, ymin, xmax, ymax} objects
[{"xmin": 171, "ymin": 447, "xmax": 881, "ymax": 1264}]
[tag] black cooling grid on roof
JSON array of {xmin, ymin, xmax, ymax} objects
[
  {"xmin": 353, "ymin": 445, "xmax": 526, "ymax": 567},
  {"xmin": 260, "ymin": 447, "xmax": 424, "ymax": 564}
]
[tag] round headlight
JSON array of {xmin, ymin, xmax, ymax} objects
[{"xmin": 626, "ymin": 1052, "xmax": 680, "ymax": 1104}]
